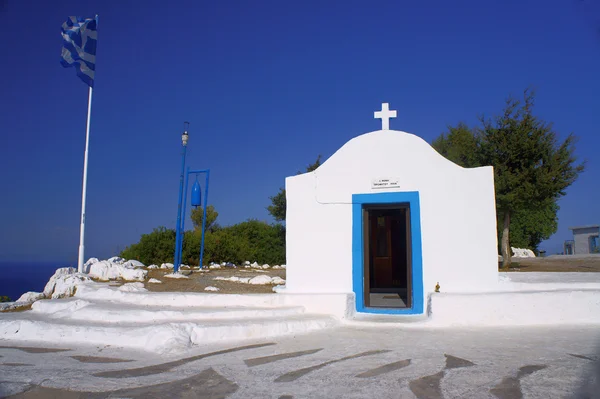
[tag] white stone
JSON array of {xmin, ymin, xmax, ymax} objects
[
  {"xmin": 251, "ymin": 261, "xmax": 259, "ymax": 268},
  {"xmin": 43, "ymin": 268, "xmax": 94, "ymax": 299},
  {"xmin": 512, "ymin": 247, "xmax": 536, "ymax": 258},
  {"xmin": 107, "ymin": 256, "xmax": 125, "ymax": 264},
  {"xmin": 261, "ymin": 264, "xmax": 271, "ymax": 269},
  {"xmin": 271, "ymin": 276, "xmax": 286, "ymax": 285},
  {"xmin": 87, "ymin": 260, "xmax": 147, "ymax": 282},
  {"xmin": 124, "ymin": 260, "xmax": 145, "ymax": 268},
  {"xmin": 84, "ymin": 258, "xmax": 99, "ymax": 268},
  {"xmin": 160, "ymin": 263, "xmax": 174, "ymax": 269},
  {"xmin": 118, "ymin": 282, "xmax": 147, "ymax": 292},
  {"xmin": 16, "ymin": 292, "xmax": 44, "ymax": 304},
  {"xmin": 147, "ymin": 264, "xmax": 159, "ymax": 269},
  {"xmin": 148, "ymin": 278, "xmax": 162, "ymax": 284},
  {"xmin": 213, "ymin": 275, "xmax": 286, "ymax": 285},
  {"xmin": 204, "ymin": 286, "xmax": 220, "ymax": 292},
  {"xmin": 248, "ymin": 275, "xmax": 274, "ymax": 285},
  {"xmin": 209, "ymin": 264, "xmax": 221, "ymax": 269},
  {"xmin": 164, "ymin": 273, "xmax": 189, "ymax": 279}
]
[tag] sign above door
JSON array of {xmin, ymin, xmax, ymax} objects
[{"xmin": 371, "ymin": 178, "xmax": 400, "ymax": 189}]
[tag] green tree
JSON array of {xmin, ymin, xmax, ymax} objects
[
  {"xmin": 478, "ymin": 89, "xmax": 584, "ymax": 267},
  {"xmin": 433, "ymin": 121, "xmax": 560, "ymax": 253},
  {"xmin": 190, "ymin": 205, "xmax": 220, "ymax": 232},
  {"xmin": 432, "ymin": 122, "xmax": 480, "ymax": 168},
  {"xmin": 267, "ymin": 155, "xmax": 323, "ymax": 222},
  {"xmin": 499, "ymin": 199, "xmax": 559, "ymax": 252},
  {"xmin": 432, "ymin": 89, "xmax": 584, "ymax": 265}
]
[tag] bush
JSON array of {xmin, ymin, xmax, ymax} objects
[
  {"xmin": 121, "ymin": 220, "xmax": 286, "ymax": 267},
  {"xmin": 120, "ymin": 226, "xmax": 176, "ymax": 265},
  {"xmin": 0, "ymin": 296, "xmax": 11, "ymax": 302}
]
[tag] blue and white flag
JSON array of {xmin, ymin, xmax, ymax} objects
[{"xmin": 60, "ymin": 16, "xmax": 97, "ymax": 87}]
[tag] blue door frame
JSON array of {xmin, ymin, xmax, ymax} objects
[{"xmin": 352, "ymin": 191, "xmax": 424, "ymax": 315}]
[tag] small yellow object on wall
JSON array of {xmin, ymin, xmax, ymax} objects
[{"xmin": 435, "ymin": 282, "xmax": 440, "ymax": 293}]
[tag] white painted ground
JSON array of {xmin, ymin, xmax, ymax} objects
[{"xmin": 1, "ymin": 257, "xmax": 600, "ymax": 356}]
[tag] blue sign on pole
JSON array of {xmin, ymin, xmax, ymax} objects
[
  {"xmin": 176, "ymin": 169, "xmax": 210, "ymax": 272},
  {"xmin": 191, "ymin": 179, "xmax": 202, "ymax": 207}
]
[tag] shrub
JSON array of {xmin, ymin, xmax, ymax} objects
[
  {"xmin": 121, "ymin": 221, "xmax": 286, "ymax": 267},
  {"xmin": 120, "ymin": 226, "xmax": 176, "ymax": 265}
]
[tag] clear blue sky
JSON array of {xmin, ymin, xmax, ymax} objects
[{"xmin": 0, "ymin": 0, "xmax": 598, "ymax": 263}]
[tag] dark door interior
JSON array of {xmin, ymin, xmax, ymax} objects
[{"xmin": 363, "ymin": 205, "xmax": 411, "ymax": 308}]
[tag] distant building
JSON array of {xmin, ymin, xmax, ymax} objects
[{"xmin": 564, "ymin": 225, "xmax": 599, "ymax": 255}]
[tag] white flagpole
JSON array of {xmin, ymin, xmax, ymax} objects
[{"xmin": 77, "ymin": 85, "xmax": 93, "ymax": 273}]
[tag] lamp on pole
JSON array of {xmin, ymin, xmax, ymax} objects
[{"xmin": 173, "ymin": 122, "xmax": 189, "ymax": 273}]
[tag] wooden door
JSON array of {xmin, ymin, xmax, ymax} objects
[{"xmin": 370, "ymin": 213, "xmax": 393, "ymax": 288}]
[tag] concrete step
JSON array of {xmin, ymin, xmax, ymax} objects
[
  {"xmin": 29, "ymin": 298, "xmax": 306, "ymax": 324},
  {"xmin": 74, "ymin": 285, "xmax": 290, "ymax": 308},
  {"xmin": 0, "ymin": 313, "xmax": 338, "ymax": 354}
]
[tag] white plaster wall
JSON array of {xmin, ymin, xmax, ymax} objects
[
  {"xmin": 285, "ymin": 130, "xmax": 498, "ymax": 310},
  {"xmin": 429, "ymin": 290, "xmax": 600, "ymax": 326}
]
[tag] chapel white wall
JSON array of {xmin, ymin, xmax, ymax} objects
[{"xmin": 285, "ymin": 130, "xmax": 498, "ymax": 310}]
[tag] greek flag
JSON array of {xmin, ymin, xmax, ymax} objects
[{"xmin": 60, "ymin": 16, "xmax": 97, "ymax": 87}]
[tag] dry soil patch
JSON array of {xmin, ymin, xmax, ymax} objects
[
  {"xmin": 504, "ymin": 256, "xmax": 600, "ymax": 272},
  {"xmin": 143, "ymin": 267, "xmax": 286, "ymax": 294}
]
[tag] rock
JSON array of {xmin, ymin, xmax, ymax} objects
[
  {"xmin": 271, "ymin": 276, "xmax": 286, "ymax": 285},
  {"xmin": 243, "ymin": 261, "xmax": 250, "ymax": 265},
  {"xmin": 84, "ymin": 258, "xmax": 99, "ymax": 269},
  {"xmin": 204, "ymin": 286, "xmax": 220, "ymax": 292},
  {"xmin": 147, "ymin": 264, "xmax": 159, "ymax": 269},
  {"xmin": 160, "ymin": 263, "xmax": 174, "ymax": 269},
  {"xmin": 118, "ymin": 282, "xmax": 147, "ymax": 292},
  {"xmin": 512, "ymin": 247, "xmax": 536, "ymax": 258},
  {"xmin": 16, "ymin": 291, "xmax": 44, "ymax": 304},
  {"xmin": 251, "ymin": 261, "xmax": 259, "ymax": 268},
  {"xmin": 248, "ymin": 275, "xmax": 274, "ymax": 285},
  {"xmin": 180, "ymin": 270, "xmax": 193, "ymax": 276},
  {"xmin": 107, "ymin": 256, "xmax": 125, "ymax": 264},
  {"xmin": 43, "ymin": 268, "xmax": 93, "ymax": 299},
  {"xmin": 148, "ymin": 278, "xmax": 162, "ymax": 284},
  {"xmin": 261, "ymin": 264, "xmax": 271, "ymax": 269},
  {"xmin": 88, "ymin": 260, "xmax": 147, "ymax": 282},
  {"xmin": 124, "ymin": 260, "xmax": 145, "ymax": 268},
  {"xmin": 164, "ymin": 273, "xmax": 189, "ymax": 279}
]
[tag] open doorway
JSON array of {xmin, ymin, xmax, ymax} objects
[{"xmin": 362, "ymin": 204, "xmax": 411, "ymax": 308}]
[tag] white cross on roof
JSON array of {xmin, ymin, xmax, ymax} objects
[{"xmin": 374, "ymin": 103, "xmax": 397, "ymax": 130}]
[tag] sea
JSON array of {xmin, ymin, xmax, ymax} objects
[{"xmin": 0, "ymin": 261, "xmax": 73, "ymax": 302}]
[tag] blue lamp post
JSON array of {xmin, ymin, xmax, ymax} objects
[{"xmin": 173, "ymin": 122, "xmax": 189, "ymax": 273}]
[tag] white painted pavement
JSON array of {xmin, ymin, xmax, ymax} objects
[{"xmin": 0, "ymin": 325, "xmax": 599, "ymax": 398}]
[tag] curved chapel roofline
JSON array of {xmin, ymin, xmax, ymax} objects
[{"xmin": 303, "ymin": 129, "xmax": 492, "ymax": 176}]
